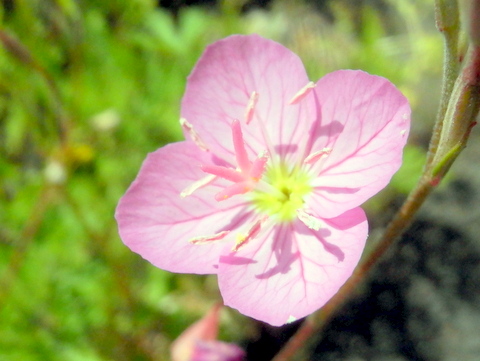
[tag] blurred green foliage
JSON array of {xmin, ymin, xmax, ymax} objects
[{"xmin": 0, "ymin": 0, "xmax": 442, "ymax": 360}]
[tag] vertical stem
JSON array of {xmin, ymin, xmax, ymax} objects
[
  {"xmin": 431, "ymin": 44, "xmax": 480, "ymax": 180},
  {"xmin": 427, "ymin": 0, "xmax": 460, "ymax": 167}
]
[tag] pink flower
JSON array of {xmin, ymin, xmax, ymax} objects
[
  {"xmin": 171, "ymin": 304, "xmax": 245, "ymax": 361},
  {"xmin": 115, "ymin": 34, "xmax": 410, "ymax": 326}
]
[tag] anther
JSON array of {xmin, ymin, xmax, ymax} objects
[
  {"xmin": 288, "ymin": 81, "xmax": 316, "ymax": 105},
  {"xmin": 189, "ymin": 230, "xmax": 230, "ymax": 245},
  {"xmin": 303, "ymin": 148, "xmax": 332, "ymax": 165},
  {"xmin": 244, "ymin": 91, "xmax": 259, "ymax": 125},
  {"xmin": 180, "ymin": 118, "xmax": 209, "ymax": 151},
  {"xmin": 180, "ymin": 174, "xmax": 216, "ymax": 198},
  {"xmin": 297, "ymin": 209, "xmax": 322, "ymax": 231}
]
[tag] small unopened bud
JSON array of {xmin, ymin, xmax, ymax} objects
[
  {"xmin": 170, "ymin": 303, "xmax": 246, "ymax": 361},
  {"xmin": 170, "ymin": 304, "xmax": 220, "ymax": 361},
  {"xmin": 192, "ymin": 340, "xmax": 245, "ymax": 361}
]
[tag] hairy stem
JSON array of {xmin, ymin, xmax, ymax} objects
[{"xmin": 426, "ymin": 0, "xmax": 460, "ymax": 167}]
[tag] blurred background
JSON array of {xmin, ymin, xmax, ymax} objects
[{"xmin": 3, "ymin": 0, "xmax": 474, "ymax": 360}]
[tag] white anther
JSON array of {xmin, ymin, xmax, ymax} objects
[
  {"xmin": 180, "ymin": 174, "xmax": 216, "ymax": 198},
  {"xmin": 244, "ymin": 91, "xmax": 259, "ymax": 125},
  {"xmin": 288, "ymin": 81, "xmax": 316, "ymax": 105},
  {"xmin": 297, "ymin": 209, "xmax": 323, "ymax": 231},
  {"xmin": 189, "ymin": 231, "xmax": 230, "ymax": 245},
  {"xmin": 180, "ymin": 118, "xmax": 209, "ymax": 151},
  {"xmin": 400, "ymin": 129, "xmax": 407, "ymax": 136},
  {"xmin": 303, "ymin": 148, "xmax": 332, "ymax": 165}
]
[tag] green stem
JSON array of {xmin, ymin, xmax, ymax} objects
[
  {"xmin": 426, "ymin": 0, "xmax": 460, "ymax": 168},
  {"xmin": 431, "ymin": 44, "xmax": 480, "ymax": 179}
]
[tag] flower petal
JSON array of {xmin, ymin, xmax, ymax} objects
[
  {"xmin": 192, "ymin": 341, "xmax": 246, "ymax": 361},
  {"xmin": 308, "ymin": 70, "xmax": 411, "ymax": 218},
  {"xmin": 115, "ymin": 141, "xmax": 251, "ymax": 274},
  {"xmin": 217, "ymin": 208, "xmax": 368, "ymax": 326},
  {"xmin": 181, "ymin": 34, "xmax": 317, "ymax": 165}
]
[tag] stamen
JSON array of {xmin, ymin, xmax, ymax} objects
[
  {"xmin": 232, "ymin": 216, "xmax": 268, "ymax": 252},
  {"xmin": 288, "ymin": 81, "xmax": 316, "ymax": 105},
  {"xmin": 297, "ymin": 209, "xmax": 323, "ymax": 231},
  {"xmin": 244, "ymin": 91, "xmax": 259, "ymax": 125},
  {"xmin": 303, "ymin": 148, "xmax": 332, "ymax": 165},
  {"xmin": 180, "ymin": 118, "xmax": 209, "ymax": 151},
  {"xmin": 189, "ymin": 230, "xmax": 230, "ymax": 245},
  {"xmin": 180, "ymin": 174, "xmax": 217, "ymax": 198},
  {"xmin": 231, "ymin": 119, "xmax": 252, "ymax": 173}
]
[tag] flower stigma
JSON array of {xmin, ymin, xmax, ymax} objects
[{"xmin": 250, "ymin": 163, "xmax": 313, "ymax": 222}]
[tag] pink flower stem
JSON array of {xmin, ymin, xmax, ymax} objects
[{"xmin": 272, "ymin": 3, "xmax": 480, "ymax": 361}]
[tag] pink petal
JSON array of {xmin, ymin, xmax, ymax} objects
[
  {"xmin": 181, "ymin": 34, "xmax": 317, "ymax": 165},
  {"xmin": 192, "ymin": 340, "xmax": 245, "ymax": 361},
  {"xmin": 307, "ymin": 70, "xmax": 411, "ymax": 218},
  {"xmin": 115, "ymin": 142, "xmax": 251, "ymax": 274},
  {"xmin": 217, "ymin": 208, "xmax": 368, "ymax": 326}
]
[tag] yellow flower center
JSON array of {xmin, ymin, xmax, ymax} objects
[{"xmin": 250, "ymin": 163, "xmax": 313, "ymax": 222}]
